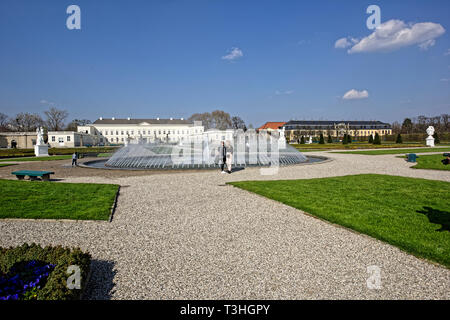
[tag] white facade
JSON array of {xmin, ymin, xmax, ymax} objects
[
  {"xmin": 82, "ymin": 118, "xmax": 205, "ymax": 145},
  {"xmin": 48, "ymin": 131, "xmax": 99, "ymax": 148}
]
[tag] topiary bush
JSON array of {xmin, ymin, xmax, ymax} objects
[
  {"xmin": 373, "ymin": 132, "xmax": 381, "ymax": 145},
  {"xmin": 319, "ymin": 133, "xmax": 325, "ymax": 144},
  {"xmin": 300, "ymin": 136, "xmax": 305, "ymax": 144},
  {"xmin": 327, "ymin": 134, "xmax": 332, "ymax": 143},
  {"xmin": 433, "ymin": 132, "xmax": 440, "ymax": 144},
  {"xmin": 396, "ymin": 133, "xmax": 403, "ymax": 144},
  {"xmin": 342, "ymin": 134, "xmax": 348, "ymax": 145},
  {"xmin": 0, "ymin": 243, "xmax": 91, "ymax": 300},
  {"xmin": 368, "ymin": 135, "xmax": 374, "ymax": 143}
]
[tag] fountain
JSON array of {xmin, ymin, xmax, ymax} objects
[{"xmin": 83, "ymin": 129, "xmax": 324, "ymax": 170}]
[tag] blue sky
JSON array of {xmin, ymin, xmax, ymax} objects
[{"xmin": 0, "ymin": 0, "xmax": 449, "ymax": 127}]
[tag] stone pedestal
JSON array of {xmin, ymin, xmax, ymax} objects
[
  {"xmin": 426, "ymin": 136, "xmax": 435, "ymax": 147},
  {"xmin": 35, "ymin": 144, "xmax": 49, "ymax": 157}
]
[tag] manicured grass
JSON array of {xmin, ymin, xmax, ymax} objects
[
  {"xmin": 410, "ymin": 154, "xmax": 450, "ymax": 171},
  {"xmin": 229, "ymin": 174, "xmax": 450, "ymax": 268},
  {"xmin": 293, "ymin": 143, "xmax": 424, "ymax": 152},
  {"xmin": 0, "ymin": 179, "xmax": 119, "ymax": 220},
  {"xmin": 333, "ymin": 147, "xmax": 450, "ymax": 155},
  {"xmin": 0, "ymin": 155, "xmax": 72, "ymax": 162}
]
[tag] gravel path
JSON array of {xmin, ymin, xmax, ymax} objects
[{"xmin": 0, "ymin": 152, "xmax": 449, "ymax": 299}]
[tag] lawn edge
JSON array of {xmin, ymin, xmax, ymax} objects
[{"xmin": 227, "ymin": 177, "xmax": 450, "ymax": 270}]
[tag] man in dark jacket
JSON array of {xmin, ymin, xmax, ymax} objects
[{"xmin": 218, "ymin": 141, "xmax": 227, "ymax": 173}]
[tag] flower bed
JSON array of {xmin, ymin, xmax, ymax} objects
[{"xmin": 0, "ymin": 243, "xmax": 91, "ymax": 300}]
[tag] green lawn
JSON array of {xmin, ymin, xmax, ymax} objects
[
  {"xmin": 0, "ymin": 179, "xmax": 119, "ymax": 220},
  {"xmin": 293, "ymin": 143, "xmax": 424, "ymax": 152},
  {"xmin": 0, "ymin": 155, "xmax": 72, "ymax": 162},
  {"xmin": 229, "ymin": 174, "xmax": 450, "ymax": 268},
  {"xmin": 410, "ymin": 154, "xmax": 450, "ymax": 171},
  {"xmin": 333, "ymin": 147, "xmax": 449, "ymax": 155}
]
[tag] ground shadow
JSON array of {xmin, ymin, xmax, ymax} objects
[
  {"xmin": 417, "ymin": 207, "xmax": 450, "ymax": 232},
  {"xmin": 231, "ymin": 166, "xmax": 245, "ymax": 173},
  {"xmin": 82, "ymin": 260, "xmax": 116, "ymax": 300}
]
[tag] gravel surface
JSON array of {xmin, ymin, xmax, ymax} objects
[{"xmin": 0, "ymin": 152, "xmax": 449, "ymax": 299}]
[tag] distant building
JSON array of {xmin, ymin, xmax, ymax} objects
[
  {"xmin": 257, "ymin": 122, "xmax": 286, "ymax": 132},
  {"xmin": 47, "ymin": 131, "xmax": 100, "ymax": 148},
  {"xmin": 0, "ymin": 132, "xmax": 37, "ymax": 149},
  {"xmin": 82, "ymin": 117, "xmax": 205, "ymax": 145},
  {"xmin": 283, "ymin": 120, "xmax": 392, "ymax": 142}
]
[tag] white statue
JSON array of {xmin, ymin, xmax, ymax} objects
[
  {"xmin": 278, "ymin": 128, "xmax": 286, "ymax": 149},
  {"xmin": 34, "ymin": 126, "xmax": 49, "ymax": 157},
  {"xmin": 426, "ymin": 126, "xmax": 435, "ymax": 147},
  {"xmin": 36, "ymin": 127, "xmax": 45, "ymax": 146}
]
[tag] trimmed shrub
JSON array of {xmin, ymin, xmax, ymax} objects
[
  {"xmin": 347, "ymin": 134, "xmax": 352, "ymax": 143},
  {"xmin": 373, "ymin": 132, "xmax": 381, "ymax": 145},
  {"xmin": 300, "ymin": 136, "xmax": 305, "ymax": 144},
  {"xmin": 342, "ymin": 134, "xmax": 348, "ymax": 145},
  {"xmin": 0, "ymin": 243, "xmax": 91, "ymax": 300},
  {"xmin": 433, "ymin": 133, "xmax": 440, "ymax": 144},
  {"xmin": 368, "ymin": 135, "xmax": 374, "ymax": 143},
  {"xmin": 327, "ymin": 134, "xmax": 332, "ymax": 143},
  {"xmin": 396, "ymin": 133, "xmax": 403, "ymax": 144},
  {"xmin": 319, "ymin": 134, "xmax": 325, "ymax": 144}
]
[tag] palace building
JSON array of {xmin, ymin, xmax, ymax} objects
[
  {"xmin": 282, "ymin": 120, "xmax": 392, "ymax": 142},
  {"xmin": 78, "ymin": 117, "xmax": 205, "ymax": 145}
]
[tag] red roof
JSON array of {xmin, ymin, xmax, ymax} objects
[{"xmin": 258, "ymin": 122, "xmax": 286, "ymax": 130}]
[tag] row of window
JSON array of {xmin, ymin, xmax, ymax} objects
[
  {"xmin": 51, "ymin": 136, "xmax": 71, "ymax": 143},
  {"xmin": 99, "ymin": 129, "xmax": 202, "ymax": 136}
]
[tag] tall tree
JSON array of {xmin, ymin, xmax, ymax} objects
[
  {"xmin": 65, "ymin": 119, "xmax": 92, "ymax": 131},
  {"xmin": 401, "ymin": 118, "xmax": 413, "ymax": 134},
  {"xmin": 0, "ymin": 112, "xmax": 9, "ymax": 131},
  {"xmin": 211, "ymin": 110, "xmax": 232, "ymax": 130},
  {"xmin": 45, "ymin": 107, "xmax": 68, "ymax": 131},
  {"xmin": 231, "ymin": 116, "xmax": 247, "ymax": 131},
  {"xmin": 188, "ymin": 112, "xmax": 213, "ymax": 130},
  {"xmin": 11, "ymin": 112, "xmax": 44, "ymax": 131}
]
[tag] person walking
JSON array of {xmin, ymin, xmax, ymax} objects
[
  {"xmin": 218, "ymin": 141, "xmax": 227, "ymax": 173},
  {"xmin": 225, "ymin": 140, "xmax": 233, "ymax": 174},
  {"xmin": 72, "ymin": 152, "xmax": 78, "ymax": 167}
]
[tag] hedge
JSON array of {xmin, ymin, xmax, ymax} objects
[
  {"xmin": 0, "ymin": 146, "xmax": 118, "ymax": 159},
  {"xmin": 0, "ymin": 243, "xmax": 91, "ymax": 300}
]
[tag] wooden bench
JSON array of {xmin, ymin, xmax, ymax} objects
[{"xmin": 11, "ymin": 170, "xmax": 55, "ymax": 181}]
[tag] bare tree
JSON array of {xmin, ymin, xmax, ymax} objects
[
  {"xmin": 231, "ymin": 116, "xmax": 247, "ymax": 131},
  {"xmin": 65, "ymin": 119, "xmax": 92, "ymax": 131},
  {"xmin": 11, "ymin": 112, "xmax": 44, "ymax": 132},
  {"xmin": 188, "ymin": 112, "xmax": 213, "ymax": 130},
  {"xmin": 188, "ymin": 110, "xmax": 232, "ymax": 130},
  {"xmin": 0, "ymin": 112, "xmax": 9, "ymax": 131},
  {"xmin": 211, "ymin": 110, "xmax": 232, "ymax": 130},
  {"xmin": 45, "ymin": 107, "xmax": 68, "ymax": 131},
  {"xmin": 391, "ymin": 121, "xmax": 401, "ymax": 134}
]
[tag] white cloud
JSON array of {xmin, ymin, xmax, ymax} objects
[
  {"xmin": 335, "ymin": 19, "xmax": 445, "ymax": 54},
  {"xmin": 418, "ymin": 39, "xmax": 436, "ymax": 50},
  {"xmin": 444, "ymin": 49, "xmax": 450, "ymax": 56},
  {"xmin": 335, "ymin": 38, "xmax": 351, "ymax": 49},
  {"xmin": 335, "ymin": 37, "xmax": 359, "ymax": 49},
  {"xmin": 441, "ymin": 78, "xmax": 449, "ymax": 82},
  {"xmin": 342, "ymin": 89, "xmax": 369, "ymax": 100},
  {"xmin": 275, "ymin": 90, "xmax": 294, "ymax": 96},
  {"xmin": 222, "ymin": 47, "xmax": 243, "ymax": 61}
]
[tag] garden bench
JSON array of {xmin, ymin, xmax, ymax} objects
[{"xmin": 11, "ymin": 170, "xmax": 55, "ymax": 181}]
